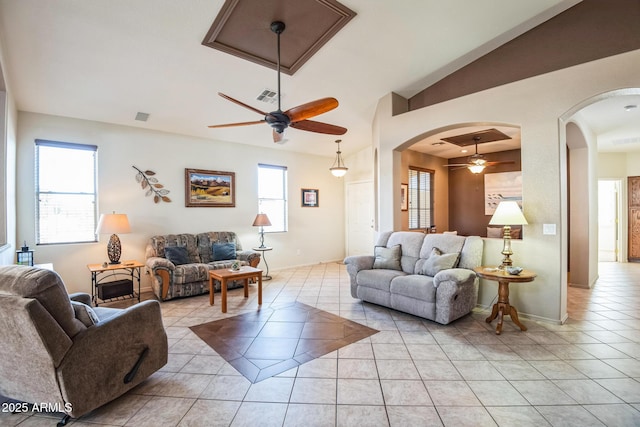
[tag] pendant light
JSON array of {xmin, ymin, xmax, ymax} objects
[{"xmin": 329, "ymin": 139, "xmax": 348, "ymax": 177}]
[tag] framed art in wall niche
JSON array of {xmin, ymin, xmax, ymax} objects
[
  {"xmin": 185, "ymin": 168, "xmax": 235, "ymax": 207},
  {"xmin": 301, "ymin": 188, "xmax": 319, "ymax": 207},
  {"xmin": 484, "ymin": 171, "xmax": 522, "ymax": 215},
  {"xmin": 401, "ymin": 183, "xmax": 408, "ymax": 211}
]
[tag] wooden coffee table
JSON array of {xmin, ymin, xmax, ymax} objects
[
  {"xmin": 209, "ymin": 266, "xmax": 263, "ymax": 313},
  {"xmin": 474, "ymin": 266, "xmax": 537, "ymax": 335}
]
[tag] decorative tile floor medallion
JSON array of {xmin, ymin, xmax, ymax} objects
[{"xmin": 190, "ymin": 301, "xmax": 378, "ymax": 382}]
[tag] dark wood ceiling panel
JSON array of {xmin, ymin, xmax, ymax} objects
[
  {"xmin": 441, "ymin": 128, "xmax": 512, "ymax": 147},
  {"xmin": 202, "ymin": 0, "xmax": 356, "ymax": 75}
]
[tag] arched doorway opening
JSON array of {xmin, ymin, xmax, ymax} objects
[
  {"xmin": 395, "ymin": 122, "xmax": 521, "ymax": 235},
  {"xmin": 559, "ymin": 88, "xmax": 640, "ymax": 316}
]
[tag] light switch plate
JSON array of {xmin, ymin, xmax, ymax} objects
[{"xmin": 543, "ymin": 224, "xmax": 557, "ymax": 235}]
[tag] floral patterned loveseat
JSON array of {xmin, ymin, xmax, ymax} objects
[{"xmin": 145, "ymin": 231, "xmax": 260, "ymax": 301}]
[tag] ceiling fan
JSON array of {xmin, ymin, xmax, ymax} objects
[
  {"xmin": 208, "ymin": 21, "xmax": 347, "ymax": 143},
  {"xmin": 443, "ymin": 137, "xmax": 514, "ymax": 173}
]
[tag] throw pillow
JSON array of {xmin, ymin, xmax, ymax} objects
[
  {"xmin": 372, "ymin": 244, "xmax": 402, "ymax": 270},
  {"xmin": 422, "ymin": 247, "xmax": 459, "ymax": 276},
  {"xmin": 164, "ymin": 246, "xmax": 189, "ymax": 265},
  {"xmin": 212, "ymin": 242, "xmax": 236, "ymax": 261},
  {"xmin": 71, "ymin": 301, "xmax": 100, "ymax": 327}
]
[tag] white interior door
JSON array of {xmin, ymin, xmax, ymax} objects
[
  {"xmin": 346, "ymin": 180, "xmax": 374, "ymax": 257},
  {"xmin": 598, "ymin": 180, "xmax": 618, "ymax": 262}
]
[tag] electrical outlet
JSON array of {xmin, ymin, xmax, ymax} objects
[
  {"xmin": 296, "ymin": 249, "xmax": 301, "ymax": 256},
  {"xmin": 543, "ymin": 224, "xmax": 557, "ymax": 235}
]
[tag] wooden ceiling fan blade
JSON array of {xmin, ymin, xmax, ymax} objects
[
  {"xmin": 485, "ymin": 160, "xmax": 516, "ymax": 166},
  {"xmin": 291, "ymin": 119, "xmax": 347, "ymax": 135},
  {"xmin": 443, "ymin": 163, "xmax": 474, "ymax": 167},
  {"xmin": 218, "ymin": 92, "xmax": 267, "ymax": 116},
  {"xmin": 285, "ymin": 98, "xmax": 339, "ymax": 123},
  {"xmin": 208, "ymin": 120, "xmax": 265, "ymax": 129}
]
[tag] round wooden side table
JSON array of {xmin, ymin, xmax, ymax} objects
[{"xmin": 474, "ymin": 267, "xmax": 537, "ymax": 335}]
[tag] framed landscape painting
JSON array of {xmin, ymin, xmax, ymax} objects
[
  {"xmin": 484, "ymin": 171, "xmax": 522, "ymax": 215},
  {"xmin": 185, "ymin": 168, "xmax": 235, "ymax": 207}
]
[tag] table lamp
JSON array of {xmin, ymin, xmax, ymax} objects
[
  {"xmin": 96, "ymin": 212, "xmax": 131, "ymax": 264},
  {"xmin": 488, "ymin": 201, "xmax": 528, "ymax": 269},
  {"xmin": 252, "ymin": 213, "xmax": 271, "ymax": 248}
]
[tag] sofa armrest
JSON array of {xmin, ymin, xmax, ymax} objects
[
  {"xmin": 69, "ymin": 292, "xmax": 92, "ymax": 306},
  {"xmin": 344, "ymin": 255, "xmax": 375, "ymax": 272},
  {"xmin": 343, "ymin": 255, "xmax": 375, "ymax": 298},
  {"xmin": 237, "ymin": 250, "xmax": 261, "ymax": 268},
  {"xmin": 57, "ymin": 300, "xmax": 168, "ymax": 417},
  {"xmin": 433, "ymin": 268, "xmax": 476, "ymax": 288},
  {"xmin": 433, "ymin": 268, "xmax": 478, "ymax": 324},
  {"xmin": 146, "ymin": 257, "xmax": 175, "ymax": 300},
  {"xmin": 146, "ymin": 256, "xmax": 175, "ymax": 271}
]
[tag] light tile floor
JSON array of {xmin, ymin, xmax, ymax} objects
[{"xmin": 2, "ymin": 262, "xmax": 640, "ymax": 426}]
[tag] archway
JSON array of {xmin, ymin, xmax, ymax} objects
[
  {"xmin": 396, "ymin": 122, "xmax": 521, "ymax": 234},
  {"xmin": 559, "ymin": 88, "xmax": 640, "ymax": 315}
]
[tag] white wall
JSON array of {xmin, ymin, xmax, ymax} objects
[
  {"xmin": 373, "ymin": 49, "xmax": 640, "ymax": 324},
  {"xmin": 16, "ymin": 112, "xmax": 346, "ymax": 293},
  {"xmin": 0, "ymin": 35, "xmax": 17, "ymax": 266}
]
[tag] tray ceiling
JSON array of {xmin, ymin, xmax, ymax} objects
[{"xmin": 202, "ymin": 0, "xmax": 356, "ymax": 75}]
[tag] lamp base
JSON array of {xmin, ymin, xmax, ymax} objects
[
  {"xmin": 498, "ymin": 225, "xmax": 514, "ymax": 269},
  {"xmin": 257, "ymin": 229, "xmax": 267, "ymax": 249},
  {"xmin": 107, "ymin": 234, "xmax": 122, "ymax": 264}
]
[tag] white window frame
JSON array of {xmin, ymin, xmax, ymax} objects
[
  {"xmin": 257, "ymin": 163, "xmax": 288, "ymax": 233},
  {"xmin": 35, "ymin": 139, "xmax": 98, "ymax": 245},
  {"xmin": 408, "ymin": 167, "xmax": 434, "ymax": 230}
]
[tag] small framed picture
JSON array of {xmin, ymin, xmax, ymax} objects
[
  {"xmin": 401, "ymin": 183, "xmax": 408, "ymax": 211},
  {"xmin": 185, "ymin": 168, "xmax": 235, "ymax": 207},
  {"xmin": 301, "ymin": 188, "xmax": 319, "ymax": 207}
]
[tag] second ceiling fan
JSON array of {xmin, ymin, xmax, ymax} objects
[
  {"xmin": 443, "ymin": 136, "xmax": 514, "ymax": 173},
  {"xmin": 208, "ymin": 21, "xmax": 347, "ymax": 143}
]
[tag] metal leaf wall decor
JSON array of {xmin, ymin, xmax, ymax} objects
[{"xmin": 133, "ymin": 166, "xmax": 172, "ymax": 203}]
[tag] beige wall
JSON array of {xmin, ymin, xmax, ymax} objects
[
  {"xmin": 16, "ymin": 112, "xmax": 346, "ymax": 293},
  {"xmin": 373, "ymin": 49, "xmax": 640, "ymax": 324}
]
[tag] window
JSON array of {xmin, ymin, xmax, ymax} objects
[
  {"xmin": 408, "ymin": 167, "xmax": 434, "ymax": 230},
  {"xmin": 35, "ymin": 140, "xmax": 98, "ymax": 244},
  {"xmin": 257, "ymin": 164, "xmax": 287, "ymax": 232}
]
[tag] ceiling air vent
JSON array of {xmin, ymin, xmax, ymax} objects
[
  {"xmin": 256, "ymin": 89, "xmax": 279, "ymax": 105},
  {"xmin": 612, "ymin": 137, "xmax": 640, "ymax": 146},
  {"xmin": 135, "ymin": 112, "xmax": 150, "ymax": 122}
]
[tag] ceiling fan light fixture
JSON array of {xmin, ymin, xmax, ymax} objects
[
  {"xmin": 330, "ymin": 139, "xmax": 348, "ymax": 177},
  {"xmin": 468, "ymin": 164, "xmax": 485, "ymax": 174}
]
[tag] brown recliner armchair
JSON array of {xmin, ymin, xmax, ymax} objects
[{"xmin": 0, "ymin": 265, "xmax": 168, "ymax": 425}]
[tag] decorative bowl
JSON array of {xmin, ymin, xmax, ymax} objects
[{"xmin": 506, "ymin": 266, "xmax": 523, "ymax": 275}]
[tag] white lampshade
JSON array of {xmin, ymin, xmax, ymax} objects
[
  {"xmin": 96, "ymin": 213, "xmax": 131, "ymax": 234},
  {"xmin": 489, "ymin": 201, "xmax": 528, "ymax": 226}
]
